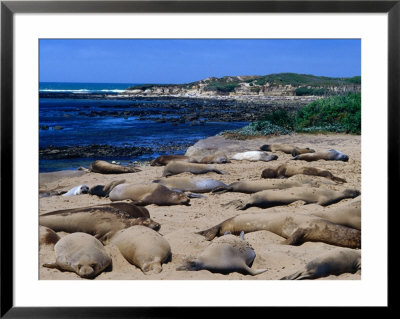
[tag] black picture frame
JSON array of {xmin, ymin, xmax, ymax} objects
[{"xmin": 1, "ymin": 0, "xmax": 395, "ymax": 317}]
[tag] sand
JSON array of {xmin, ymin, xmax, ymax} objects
[{"xmin": 39, "ymin": 133, "xmax": 361, "ymax": 280}]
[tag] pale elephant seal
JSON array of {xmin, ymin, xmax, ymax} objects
[
  {"xmin": 212, "ymin": 178, "xmax": 313, "ymax": 194},
  {"xmin": 281, "ymin": 248, "xmax": 361, "ymax": 280},
  {"xmin": 311, "ymin": 198, "xmax": 361, "ymax": 230},
  {"xmin": 43, "ymin": 232, "xmax": 112, "ymax": 279},
  {"xmin": 109, "ymin": 183, "xmax": 190, "ymax": 206},
  {"xmin": 261, "ymin": 164, "xmax": 346, "ymax": 183},
  {"xmin": 150, "ymin": 155, "xmax": 189, "ymax": 166},
  {"xmin": 39, "ymin": 225, "xmax": 60, "ymax": 247},
  {"xmin": 231, "ymin": 187, "xmax": 360, "ymax": 210},
  {"xmin": 292, "ymin": 149, "xmax": 349, "ymax": 162},
  {"xmin": 176, "ymin": 232, "xmax": 267, "ymax": 276},
  {"xmin": 153, "ymin": 177, "xmax": 228, "ymax": 193},
  {"xmin": 88, "ymin": 179, "xmax": 126, "ymax": 197},
  {"xmin": 39, "ymin": 202, "xmax": 160, "ymax": 244},
  {"xmin": 110, "ymin": 225, "xmax": 171, "ymax": 274},
  {"xmin": 260, "ymin": 143, "xmax": 315, "ymax": 156},
  {"xmin": 197, "ymin": 211, "xmax": 361, "ymax": 248},
  {"xmin": 190, "ymin": 154, "xmax": 231, "ymax": 164},
  {"xmin": 62, "ymin": 184, "xmax": 90, "ymax": 196},
  {"xmin": 89, "ymin": 160, "xmax": 141, "ymax": 174},
  {"xmin": 162, "ymin": 161, "xmax": 228, "ymax": 177},
  {"xmin": 231, "ymin": 151, "xmax": 278, "ymax": 162}
]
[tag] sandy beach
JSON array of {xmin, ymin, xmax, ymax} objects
[{"xmin": 39, "ymin": 133, "xmax": 361, "ymax": 281}]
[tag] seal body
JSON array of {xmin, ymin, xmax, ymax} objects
[
  {"xmin": 261, "ymin": 164, "xmax": 346, "ymax": 183},
  {"xmin": 233, "ymin": 187, "xmax": 360, "ymax": 210},
  {"xmin": 292, "ymin": 149, "xmax": 349, "ymax": 162},
  {"xmin": 153, "ymin": 177, "xmax": 228, "ymax": 193},
  {"xmin": 89, "ymin": 160, "xmax": 141, "ymax": 174},
  {"xmin": 177, "ymin": 232, "xmax": 267, "ymax": 276},
  {"xmin": 197, "ymin": 211, "xmax": 361, "ymax": 249},
  {"xmin": 109, "ymin": 183, "xmax": 190, "ymax": 206},
  {"xmin": 312, "ymin": 198, "xmax": 361, "ymax": 230},
  {"xmin": 62, "ymin": 184, "xmax": 89, "ymax": 196},
  {"xmin": 212, "ymin": 178, "xmax": 312, "ymax": 194},
  {"xmin": 150, "ymin": 155, "xmax": 189, "ymax": 166},
  {"xmin": 43, "ymin": 232, "xmax": 111, "ymax": 279},
  {"xmin": 231, "ymin": 151, "xmax": 278, "ymax": 162},
  {"xmin": 111, "ymin": 225, "xmax": 171, "ymax": 274},
  {"xmin": 162, "ymin": 161, "xmax": 227, "ymax": 177},
  {"xmin": 190, "ymin": 154, "xmax": 231, "ymax": 164},
  {"xmin": 260, "ymin": 143, "xmax": 315, "ymax": 156},
  {"xmin": 88, "ymin": 179, "xmax": 126, "ymax": 197},
  {"xmin": 39, "ymin": 202, "xmax": 160, "ymax": 244},
  {"xmin": 281, "ymin": 248, "xmax": 361, "ymax": 280}
]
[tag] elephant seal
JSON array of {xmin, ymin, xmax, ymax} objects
[
  {"xmin": 89, "ymin": 160, "xmax": 141, "ymax": 174},
  {"xmin": 39, "ymin": 226, "xmax": 60, "ymax": 247},
  {"xmin": 110, "ymin": 225, "xmax": 171, "ymax": 274},
  {"xmin": 43, "ymin": 232, "xmax": 111, "ymax": 279},
  {"xmin": 150, "ymin": 155, "xmax": 189, "ymax": 166},
  {"xmin": 176, "ymin": 232, "xmax": 267, "ymax": 275},
  {"xmin": 311, "ymin": 198, "xmax": 361, "ymax": 230},
  {"xmin": 162, "ymin": 161, "xmax": 228, "ymax": 177},
  {"xmin": 212, "ymin": 178, "xmax": 314, "ymax": 194},
  {"xmin": 231, "ymin": 151, "xmax": 278, "ymax": 162},
  {"xmin": 260, "ymin": 143, "xmax": 315, "ymax": 156},
  {"xmin": 230, "ymin": 187, "xmax": 360, "ymax": 210},
  {"xmin": 109, "ymin": 183, "xmax": 190, "ymax": 206},
  {"xmin": 261, "ymin": 164, "xmax": 346, "ymax": 183},
  {"xmin": 62, "ymin": 184, "xmax": 89, "ymax": 196},
  {"xmin": 88, "ymin": 179, "xmax": 126, "ymax": 197},
  {"xmin": 197, "ymin": 211, "xmax": 361, "ymax": 248},
  {"xmin": 280, "ymin": 248, "xmax": 361, "ymax": 280},
  {"xmin": 39, "ymin": 202, "xmax": 160, "ymax": 244},
  {"xmin": 292, "ymin": 149, "xmax": 349, "ymax": 162},
  {"xmin": 190, "ymin": 154, "xmax": 231, "ymax": 164},
  {"xmin": 153, "ymin": 177, "xmax": 228, "ymax": 193}
]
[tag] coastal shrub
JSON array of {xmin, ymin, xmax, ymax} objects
[
  {"xmin": 259, "ymin": 109, "xmax": 297, "ymax": 130},
  {"xmin": 219, "ymin": 121, "xmax": 292, "ymax": 139},
  {"xmin": 204, "ymin": 82, "xmax": 240, "ymax": 93},
  {"xmin": 295, "ymin": 92, "xmax": 361, "ymax": 134}
]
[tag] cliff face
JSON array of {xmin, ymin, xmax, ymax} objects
[{"xmin": 124, "ymin": 73, "xmax": 361, "ymax": 97}]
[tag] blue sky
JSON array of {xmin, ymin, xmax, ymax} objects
[{"xmin": 39, "ymin": 39, "xmax": 361, "ymax": 84}]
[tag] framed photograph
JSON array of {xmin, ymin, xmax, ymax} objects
[{"xmin": 1, "ymin": 0, "xmax": 396, "ymax": 316}]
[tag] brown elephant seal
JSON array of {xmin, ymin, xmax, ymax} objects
[
  {"xmin": 212, "ymin": 178, "xmax": 314, "ymax": 194},
  {"xmin": 89, "ymin": 160, "xmax": 141, "ymax": 174},
  {"xmin": 109, "ymin": 183, "xmax": 190, "ymax": 206},
  {"xmin": 292, "ymin": 149, "xmax": 349, "ymax": 162},
  {"xmin": 43, "ymin": 232, "xmax": 112, "ymax": 279},
  {"xmin": 39, "ymin": 202, "xmax": 160, "ymax": 244},
  {"xmin": 281, "ymin": 248, "xmax": 361, "ymax": 280},
  {"xmin": 153, "ymin": 177, "xmax": 228, "ymax": 193},
  {"xmin": 311, "ymin": 198, "xmax": 361, "ymax": 230},
  {"xmin": 231, "ymin": 151, "xmax": 278, "ymax": 162},
  {"xmin": 39, "ymin": 225, "xmax": 60, "ymax": 247},
  {"xmin": 260, "ymin": 143, "xmax": 315, "ymax": 156},
  {"xmin": 162, "ymin": 161, "xmax": 228, "ymax": 177},
  {"xmin": 176, "ymin": 232, "xmax": 267, "ymax": 276},
  {"xmin": 230, "ymin": 187, "xmax": 360, "ymax": 210},
  {"xmin": 110, "ymin": 225, "xmax": 171, "ymax": 274},
  {"xmin": 150, "ymin": 155, "xmax": 189, "ymax": 166},
  {"xmin": 197, "ymin": 211, "xmax": 361, "ymax": 248},
  {"xmin": 261, "ymin": 164, "xmax": 346, "ymax": 183},
  {"xmin": 88, "ymin": 179, "xmax": 126, "ymax": 197},
  {"xmin": 190, "ymin": 154, "xmax": 231, "ymax": 164}
]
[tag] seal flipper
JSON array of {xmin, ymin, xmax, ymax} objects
[
  {"xmin": 196, "ymin": 224, "xmax": 222, "ymax": 241},
  {"xmin": 280, "ymin": 270, "xmax": 304, "ymax": 280},
  {"xmin": 243, "ymin": 264, "xmax": 268, "ymax": 276},
  {"xmin": 43, "ymin": 263, "xmax": 62, "ymax": 270},
  {"xmin": 187, "ymin": 192, "xmax": 205, "ymax": 199},
  {"xmin": 211, "ymin": 185, "xmax": 232, "ymax": 194},
  {"xmin": 282, "ymin": 228, "xmax": 306, "ymax": 246}
]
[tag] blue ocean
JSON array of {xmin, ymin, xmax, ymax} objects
[{"xmin": 39, "ymin": 82, "xmax": 248, "ymax": 172}]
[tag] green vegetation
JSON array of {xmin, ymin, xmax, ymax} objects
[
  {"xmin": 203, "ymin": 82, "xmax": 240, "ymax": 93},
  {"xmin": 221, "ymin": 92, "xmax": 361, "ymax": 138},
  {"xmin": 295, "ymin": 86, "xmax": 329, "ymax": 96}
]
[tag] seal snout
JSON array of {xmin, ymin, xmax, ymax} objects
[{"xmin": 78, "ymin": 264, "xmax": 96, "ymax": 279}]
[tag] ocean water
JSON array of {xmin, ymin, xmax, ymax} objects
[{"xmin": 39, "ymin": 82, "xmax": 248, "ymax": 172}]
